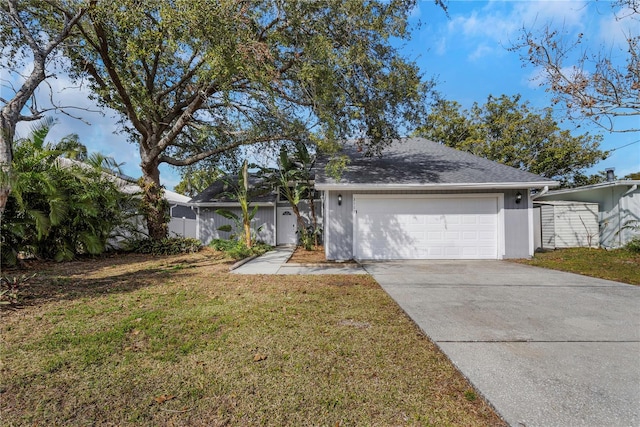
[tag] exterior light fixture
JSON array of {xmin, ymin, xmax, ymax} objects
[
  {"xmin": 515, "ymin": 192, "xmax": 523, "ymax": 204},
  {"xmin": 338, "ymin": 194, "xmax": 342, "ymax": 206}
]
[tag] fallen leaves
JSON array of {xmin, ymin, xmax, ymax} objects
[
  {"xmin": 253, "ymin": 353, "xmax": 267, "ymax": 362},
  {"xmin": 153, "ymin": 394, "xmax": 176, "ymax": 404}
]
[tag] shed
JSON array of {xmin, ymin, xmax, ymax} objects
[{"xmin": 533, "ymin": 201, "xmax": 599, "ymax": 249}]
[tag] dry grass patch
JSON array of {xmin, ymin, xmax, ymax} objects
[
  {"xmin": 288, "ymin": 246, "xmax": 356, "ymax": 264},
  {"xmin": 1, "ymin": 251, "xmax": 505, "ymax": 426},
  {"xmin": 513, "ymin": 247, "xmax": 640, "ymax": 285}
]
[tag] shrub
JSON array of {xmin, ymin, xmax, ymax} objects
[
  {"xmin": 625, "ymin": 237, "xmax": 640, "ymax": 254},
  {"xmin": 0, "ymin": 274, "xmax": 36, "ymax": 307},
  {"xmin": 209, "ymin": 239, "xmax": 272, "ymax": 260},
  {"xmin": 126, "ymin": 237, "xmax": 202, "ymax": 255}
]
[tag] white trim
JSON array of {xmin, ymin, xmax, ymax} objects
[
  {"xmin": 352, "ymin": 193, "xmax": 505, "ymax": 260},
  {"xmin": 315, "ymin": 181, "xmax": 558, "ymax": 191},
  {"xmin": 534, "ymin": 180, "xmax": 640, "ymax": 198},
  {"xmin": 324, "ymin": 191, "xmax": 330, "ymax": 260},
  {"xmin": 273, "ymin": 205, "xmax": 277, "ymax": 246}
]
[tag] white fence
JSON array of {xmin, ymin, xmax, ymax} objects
[{"xmin": 168, "ymin": 217, "xmax": 197, "ymax": 239}]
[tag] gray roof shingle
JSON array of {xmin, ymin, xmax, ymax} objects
[
  {"xmin": 189, "ymin": 175, "xmax": 276, "ymax": 204},
  {"xmin": 314, "ymin": 138, "xmax": 556, "ymax": 188}
]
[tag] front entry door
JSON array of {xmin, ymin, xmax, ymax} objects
[{"xmin": 277, "ymin": 207, "xmax": 297, "ymax": 245}]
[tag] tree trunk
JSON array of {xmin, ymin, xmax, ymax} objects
[
  {"xmin": 140, "ymin": 156, "xmax": 168, "ymax": 240},
  {"xmin": 307, "ymin": 182, "xmax": 318, "ymax": 248},
  {"xmin": 0, "ymin": 115, "xmax": 15, "ymax": 216}
]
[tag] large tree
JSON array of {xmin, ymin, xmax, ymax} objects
[
  {"xmin": 0, "ymin": 0, "xmax": 89, "ymax": 215},
  {"xmin": 415, "ymin": 95, "xmax": 607, "ymax": 186},
  {"xmin": 63, "ymin": 0, "xmax": 437, "ymax": 239},
  {"xmin": 513, "ymin": 0, "xmax": 639, "ymax": 133}
]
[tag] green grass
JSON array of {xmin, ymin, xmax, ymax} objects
[
  {"xmin": 514, "ymin": 247, "xmax": 640, "ymax": 285},
  {"xmin": 0, "ymin": 251, "xmax": 504, "ymax": 426}
]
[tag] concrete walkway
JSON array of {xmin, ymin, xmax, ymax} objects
[
  {"xmin": 364, "ymin": 260, "xmax": 640, "ymax": 427},
  {"xmin": 231, "ymin": 246, "xmax": 366, "ymax": 275}
]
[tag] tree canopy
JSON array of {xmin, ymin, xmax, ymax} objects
[
  {"xmin": 0, "ymin": 0, "xmax": 89, "ymax": 215},
  {"xmin": 415, "ymin": 94, "xmax": 607, "ymax": 186},
  {"xmin": 512, "ymin": 0, "xmax": 639, "ymax": 133},
  {"xmin": 59, "ymin": 0, "xmax": 438, "ymax": 239}
]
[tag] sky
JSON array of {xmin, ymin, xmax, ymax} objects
[{"xmin": 9, "ymin": 0, "xmax": 640, "ymax": 190}]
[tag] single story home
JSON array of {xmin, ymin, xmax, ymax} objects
[
  {"xmin": 534, "ymin": 178, "xmax": 640, "ymax": 248},
  {"xmin": 188, "ymin": 175, "xmax": 321, "ymax": 246},
  {"xmin": 313, "ymin": 138, "xmax": 559, "ymax": 260}
]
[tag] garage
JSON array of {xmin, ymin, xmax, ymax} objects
[{"xmin": 354, "ymin": 194, "xmax": 502, "ymax": 260}]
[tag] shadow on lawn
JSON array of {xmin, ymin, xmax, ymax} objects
[{"xmin": 1, "ymin": 250, "xmax": 230, "ymax": 310}]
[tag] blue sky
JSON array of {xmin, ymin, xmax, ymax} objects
[{"xmin": 12, "ymin": 0, "xmax": 640, "ymax": 189}]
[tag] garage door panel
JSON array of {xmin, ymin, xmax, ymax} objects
[{"xmin": 355, "ymin": 196, "xmax": 499, "ymax": 260}]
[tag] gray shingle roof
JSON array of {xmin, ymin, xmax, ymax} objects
[
  {"xmin": 314, "ymin": 138, "xmax": 556, "ymax": 188},
  {"xmin": 189, "ymin": 175, "xmax": 276, "ymax": 204}
]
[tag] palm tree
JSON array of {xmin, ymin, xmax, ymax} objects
[{"xmin": 1, "ymin": 118, "xmax": 132, "ymax": 268}]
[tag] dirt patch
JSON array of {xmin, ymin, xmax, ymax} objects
[{"xmin": 287, "ymin": 246, "xmax": 357, "ymax": 264}]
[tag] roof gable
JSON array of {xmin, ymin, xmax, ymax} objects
[{"xmin": 314, "ymin": 138, "xmax": 557, "ymax": 189}]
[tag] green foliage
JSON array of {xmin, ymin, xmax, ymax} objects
[
  {"xmin": 0, "ymin": 273, "xmax": 35, "ymax": 307},
  {"xmin": 625, "ymin": 238, "xmax": 640, "ymax": 254},
  {"xmin": 1, "ymin": 119, "xmax": 135, "ymax": 267},
  {"xmin": 264, "ymin": 142, "xmax": 322, "ymax": 248},
  {"xmin": 126, "ymin": 237, "xmax": 202, "ymax": 255},
  {"xmin": 174, "ymin": 168, "xmax": 222, "ymax": 197},
  {"xmin": 209, "ymin": 239, "xmax": 272, "ymax": 260},
  {"xmin": 215, "ymin": 160, "xmax": 267, "ymax": 248},
  {"xmin": 56, "ymin": 0, "xmax": 438, "ymax": 239},
  {"xmin": 415, "ymin": 95, "xmax": 607, "ymax": 186},
  {"xmin": 299, "ymin": 226, "xmax": 323, "ymax": 251}
]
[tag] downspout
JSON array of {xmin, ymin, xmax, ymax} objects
[
  {"xmin": 622, "ymin": 184, "xmax": 637, "ymax": 197},
  {"xmin": 535, "ymin": 186, "xmax": 550, "ymax": 199}
]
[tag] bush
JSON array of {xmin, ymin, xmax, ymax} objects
[
  {"xmin": 625, "ymin": 237, "xmax": 640, "ymax": 254},
  {"xmin": 126, "ymin": 237, "xmax": 202, "ymax": 255},
  {"xmin": 0, "ymin": 274, "xmax": 36, "ymax": 307},
  {"xmin": 209, "ymin": 239, "xmax": 272, "ymax": 260}
]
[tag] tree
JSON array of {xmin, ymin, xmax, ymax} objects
[
  {"xmin": 1, "ymin": 118, "xmax": 134, "ymax": 267},
  {"xmin": 62, "ymin": 0, "xmax": 437, "ymax": 239},
  {"xmin": 270, "ymin": 141, "xmax": 320, "ymax": 249},
  {"xmin": 513, "ymin": 0, "xmax": 639, "ymax": 133},
  {"xmin": 415, "ymin": 95, "xmax": 607, "ymax": 186},
  {"xmin": 174, "ymin": 167, "xmax": 223, "ymax": 198},
  {"xmin": 0, "ymin": 0, "xmax": 89, "ymax": 215},
  {"xmin": 215, "ymin": 160, "xmax": 261, "ymax": 249}
]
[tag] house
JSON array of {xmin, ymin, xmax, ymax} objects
[
  {"xmin": 534, "ymin": 177, "xmax": 640, "ymax": 248},
  {"xmin": 166, "ymin": 190, "xmax": 197, "ymax": 239},
  {"xmin": 189, "ymin": 175, "xmax": 321, "ymax": 246},
  {"xmin": 313, "ymin": 138, "xmax": 559, "ymax": 260}
]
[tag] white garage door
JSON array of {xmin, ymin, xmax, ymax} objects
[{"xmin": 354, "ymin": 195, "xmax": 500, "ymax": 260}]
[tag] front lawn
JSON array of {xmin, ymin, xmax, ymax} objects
[
  {"xmin": 514, "ymin": 248, "xmax": 640, "ymax": 285},
  {"xmin": 1, "ymin": 251, "xmax": 504, "ymax": 426}
]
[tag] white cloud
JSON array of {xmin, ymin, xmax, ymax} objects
[{"xmin": 441, "ymin": 0, "xmax": 591, "ymax": 61}]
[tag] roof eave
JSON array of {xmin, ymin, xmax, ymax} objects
[
  {"xmin": 314, "ymin": 181, "xmax": 559, "ymax": 191},
  {"xmin": 193, "ymin": 201, "xmax": 276, "ymax": 207},
  {"xmin": 534, "ymin": 180, "xmax": 640, "ymax": 197}
]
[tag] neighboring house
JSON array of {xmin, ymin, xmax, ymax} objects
[
  {"xmin": 188, "ymin": 176, "xmax": 321, "ymax": 246},
  {"xmin": 166, "ymin": 190, "xmax": 197, "ymax": 239},
  {"xmin": 533, "ymin": 201, "xmax": 599, "ymax": 250},
  {"xmin": 313, "ymin": 138, "xmax": 559, "ymax": 260},
  {"xmin": 534, "ymin": 179, "xmax": 640, "ymax": 248}
]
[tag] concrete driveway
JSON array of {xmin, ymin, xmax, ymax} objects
[{"xmin": 364, "ymin": 260, "xmax": 640, "ymax": 427}]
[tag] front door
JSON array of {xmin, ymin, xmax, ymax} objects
[{"xmin": 277, "ymin": 207, "xmax": 297, "ymax": 245}]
